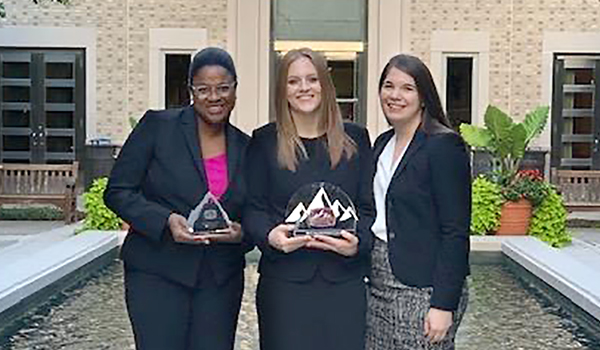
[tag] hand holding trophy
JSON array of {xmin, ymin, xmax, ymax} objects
[
  {"xmin": 284, "ymin": 182, "xmax": 359, "ymax": 256},
  {"xmin": 187, "ymin": 192, "xmax": 242, "ymax": 244},
  {"xmin": 285, "ymin": 182, "xmax": 358, "ymax": 237}
]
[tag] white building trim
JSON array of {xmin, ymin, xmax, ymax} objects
[
  {"xmin": 431, "ymin": 30, "xmax": 490, "ymax": 128},
  {"xmin": 148, "ymin": 28, "xmax": 208, "ymax": 110},
  {"xmin": 0, "ymin": 26, "xmax": 97, "ymax": 141}
]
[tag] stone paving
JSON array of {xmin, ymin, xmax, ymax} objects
[{"xmin": 1, "ymin": 214, "xmax": 600, "ymax": 350}]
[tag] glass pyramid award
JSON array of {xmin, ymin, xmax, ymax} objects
[
  {"xmin": 187, "ymin": 192, "xmax": 231, "ymax": 234},
  {"xmin": 285, "ymin": 182, "xmax": 357, "ymax": 237}
]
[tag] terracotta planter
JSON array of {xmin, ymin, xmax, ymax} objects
[{"xmin": 495, "ymin": 199, "xmax": 532, "ymax": 235}]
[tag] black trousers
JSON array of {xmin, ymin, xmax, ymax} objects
[
  {"xmin": 256, "ymin": 271, "xmax": 366, "ymax": 350},
  {"xmin": 124, "ymin": 267, "xmax": 244, "ymax": 350}
]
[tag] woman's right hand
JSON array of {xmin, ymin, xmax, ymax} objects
[
  {"xmin": 268, "ymin": 224, "xmax": 312, "ymax": 253},
  {"xmin": 168, "ymin": 213, "xmax": 209, "ymax": 244}
]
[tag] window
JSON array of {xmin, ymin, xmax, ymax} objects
[
  {"xmin": 165, "ymin": 54, "xmax": 191, "ymax": 109},
  {"xmin": 446, "ymin": 57, "xmax": 473, "ymax": 129}
]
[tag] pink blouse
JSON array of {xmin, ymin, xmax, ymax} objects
[{"xmin": 203, "ymin": 153, "xmax": 229, "ymax": 199}]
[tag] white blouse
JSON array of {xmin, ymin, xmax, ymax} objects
[{"xmin": 371, "ymin": 133, "xmax": 411, "ymax": 242}]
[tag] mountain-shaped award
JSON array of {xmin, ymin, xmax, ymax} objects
[
  {"xmin": 187, "ymin": 192, "xmax": 231, "ymax": 234},
  {"xmin": 285, "ymin": 182, "xmax": 357, "ymax": 236}
]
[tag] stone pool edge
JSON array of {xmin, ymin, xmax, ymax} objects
[
  {"xmin": 0, "ymin": 228, "xmax": 119, "ymax": 330},
  {"xmin": 502, "ymin": 237, "xmax": 600, "ymax": 322}
]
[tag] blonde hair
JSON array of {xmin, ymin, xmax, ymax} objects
[{"xmin": 275, "ymin": 48, "xmax": 356, "ymax": 171}]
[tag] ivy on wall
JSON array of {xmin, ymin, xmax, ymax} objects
[{"xmin": 0, "ymin": 0, "xmax": 70, "ymax": 18}]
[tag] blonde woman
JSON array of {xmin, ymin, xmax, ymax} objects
[{"xmin": 243, "ymin": 48, "xmax": 375, "ymax": 350}]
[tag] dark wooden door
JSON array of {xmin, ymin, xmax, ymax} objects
[
  {"xmin": 551, "ymin": 55, "xmax": 600, "ymax": 170},
  {"xmin": 0, "ymin": 49, "xmax": 85, "ymax": 164}
]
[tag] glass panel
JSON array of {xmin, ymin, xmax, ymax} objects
[
  {"xmin": 329, "ymin": 60, "xmax": 354, "ymax": 98},
  {"xmin": 338, "ymin": 101, "xmax": 356, "ymax": 121},
  {"xmin": 2, "ymin": 159, "xmax": 31, "ymax": 164},
  {"xmin": 2, "ymin": 135, "xmax": 30, "ymax": 151},
  {"xmin": 573, "ymin": 117, "xmax": 593, "ymax": 135},
  {"xmin": 446, "ymin": 57, "xmax": 473, "ymax": 129},
  {"xmin": 271, "ymin": 0, "xmax": 368, "ymax": 125},
  {"xmin": 165, "ymin": 54, "xmax": 191, "ymax": 109},
  {"xmin": 46, "ymin": 62, "xmax": 73, "ymax": 79},
  {"xmin": 2, "ymin": 110, "xmax": 30, "ymax": 128},
  {"xmin": 566, "ymin": 68, "xmax": 593, "ymax": 85},
  {"xmin": 46, "ymin": 111, "xmax": 74, "ymax": 129},
  {"xmin": 46, "ymin": 87, "xmax": 74, "ymax": 103},
  {"xmin": 273, "ymin": 0, "xmax": 366, "ymax": 41},
  {"xmin": 46, "ymin": 159, "xmax": 72, "ymax": 164},
  {"xmin": 46, "ymin": 136, "xmax": 73, "ymax": 153},
  {"xmin": 3, "ymin": 62, "xmax": 30, "ymax": 79},
  {"xmin": 571, "ymin": 142, "xmax": 592, "ymax": 159},
  {"xmin": 2, "ymin": 86, "xmax": 30, "ymax": 102}
]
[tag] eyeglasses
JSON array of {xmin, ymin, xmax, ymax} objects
[{"xmin": 189, "ymin": 82, "xmax": 236, "ymax": 99}]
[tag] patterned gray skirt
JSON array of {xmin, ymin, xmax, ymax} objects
[{"xmin": 365, "ymin": 238, "xmax": 468, "ymax": 350}]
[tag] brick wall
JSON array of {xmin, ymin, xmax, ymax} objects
[
  {"xmin": 409, "ymin": 0, "xmax": 600, "ymax": 121},
  {"xmin": 1, "ymin": 0, "xmax": 228, "ymax": 143}
]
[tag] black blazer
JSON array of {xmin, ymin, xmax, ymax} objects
[
  {"xmin": 243, "ymin": 123, "xmax": 375, "ymax": 283},
  {"xmin": 373, "ymin": 128, "xmax": 470, "ymax": 311},
  {"xmin": 104, "ymin": 106, "xmax": 251, "ymax": 288}
]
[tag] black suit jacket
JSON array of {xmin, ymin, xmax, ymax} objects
[
  {"xmin": 243, "ymin": 123, "xmax": 375, "ymax": 283},
  {"xmin": 104, "ymin": 106, "xmax": 251, "ymax": 287},
  {"xmin": 373, "ymin": 128, "xmax": 471, "ymax": 311}
]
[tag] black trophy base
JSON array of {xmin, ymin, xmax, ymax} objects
[{"xmin": 292, "ymin": 228, "xmax": 354, "ymax": 237}]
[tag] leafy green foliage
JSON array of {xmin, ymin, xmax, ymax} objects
[
  {"xmin": 32, "ymin": 0, "xmax": 70, "ymax": 3},
  {"xmin": 0, "ymin": 0, "xmax": 70, "ymax": 18},
  {"xmin": 128, "ymin": 116, "xmax": 139, "ymax": 129},
  {"xmin": 460, "ymin": 105, "xmax": 549, "ymax": 187},
  {"xmin": 459, "ymin": 124, "xmax": 492, "ymax": 149},
  {"xmin": 523, "ymin": 106, "xmax": 550, "ymax": 145},
  {"xmin": 528, "ymin": 187, "xmax": 572, "ymax": 248},
  {"xmin": 80, "ymin": 177, "xmax": 122, "ymax": 232},
  {"xmin": 502, "ymin": 170, "xmax": 549, "ymax": 207},
  {"xmin": 471, "ymin": 176, "xmax": 503, "ymax": 235}
]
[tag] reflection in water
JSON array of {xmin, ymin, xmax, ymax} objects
[{"xmin": 1, "ymin": 261, "xmax": 599, "ymax": 350}]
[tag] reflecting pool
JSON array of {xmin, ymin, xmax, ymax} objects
[{"xmin": 1, "ymin": 259, "xmax": 599, "ymax": 350}]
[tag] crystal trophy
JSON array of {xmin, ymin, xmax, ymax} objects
[
  {"xmin": 187, "ymin": 192, "xmax": 231, "ymax": 234},
  {"xmin": 285, "ymin": 182, "xmax": 358, "ymax": 237}
]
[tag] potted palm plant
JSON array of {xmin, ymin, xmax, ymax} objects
[{"xmin": 460, "ymin": 105, "xmax": 549, "ymax": 235}]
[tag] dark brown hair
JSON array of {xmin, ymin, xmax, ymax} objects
[{"xmin": 379, "ymin": 54, "xmax": 453, "ymax": 134}]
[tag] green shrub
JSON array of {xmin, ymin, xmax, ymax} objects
[
  {"xmin": 471, "ymin": 176, "xmax": 503, "ymax": 235},
  {"xmin": 80, "ymin": 177, "xmax": 122, "ymax": 231},
  {"xmin": 0, "ymin": 206, "xmax": 63, "ymax": 220},
  {"xmin": 528, "ymin": 187, "xmax": 572, "ymax": 248}
]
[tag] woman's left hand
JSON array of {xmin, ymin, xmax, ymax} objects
[
  {"xmin": 192, "ymin": 222, "xmax": 242, "ymax": 244},
  {"xmin": 424, "ymin": 307, "xmax": 453, "ymax": 343},
  {"xmin": 305, "ymin": 230, "xmax": 358, "ymax": 257}
]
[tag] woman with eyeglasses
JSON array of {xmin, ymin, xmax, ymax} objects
[
  {"xmin": 104, "ymin": 47, "xmax": 251, "ymax": 350},
  {"xmin": 243, "ymin": 47, "xmax": 375, "ymax": 350}
]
